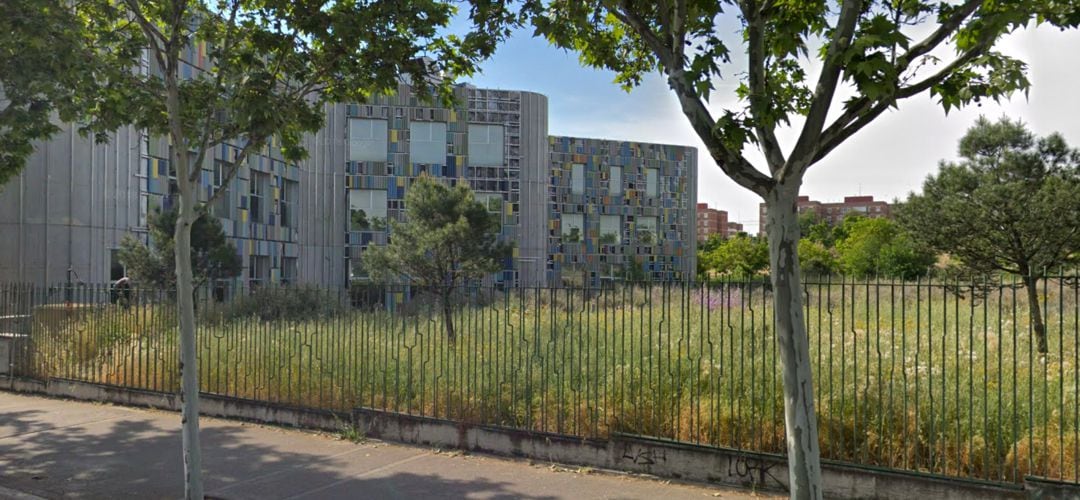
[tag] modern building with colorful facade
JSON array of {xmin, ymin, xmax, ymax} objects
[{"xmin": 0, "ymin": 82, "xmax": 697, "ymax": 289}]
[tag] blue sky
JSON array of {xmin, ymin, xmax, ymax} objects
[{"xmin": 453, "ymin": 22, "xmax": 1080, "ymax": 233}]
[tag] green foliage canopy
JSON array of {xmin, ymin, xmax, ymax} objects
[
  {"xmin": 118, "ymin": 207, "xmax": 241, "ymax": 290},
  {"xmin": 899, "ymin": 117, "xmax": 1080, "ymax": 277},
  {"xmin": 0, "ymin": 0, "xmax": 142, "ymax": 185},
  {"xmin": 835, "ymin": 217, "xmax": 934, "ymax": 278},
  {"xmin": 699, "ymin": 234, "xmax": 769, "ymax": 279},
  {"xmin": 361, "ymin": 175, "xmax": 511, "ymax": 288}
]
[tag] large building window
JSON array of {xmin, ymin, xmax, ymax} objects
[
  {"xmin": 248, "ymin": 255, "xmax": 269, "ymax": 289},
  {"xmin": 280, "ymin": 179, "xmax": 298, "ymax": 228},
  {"xmin": 600, "ymin": 215, "xmax": 621, "ymax": 244},
  {"xmin": 349, "ymin": 189, "xmax": 388, "ymax": 231},
  {"xmin": 211, "ymin": 160, "xmax": 231, "ymax": 218},
  {"xmin": 561, "ymin": 213, "xmax": 584, "ymax": 243},
  {"xmin": 281, "ymin": 257, "xmax": 297, "ymax": 284},
  {"xmin": 409, "ymin": 121, "xmax": 447, "ymax": 164},
  {"xmin": 608, "ymin": 166, "xmax": 622, "ymax": 195},
  {"xmin": 249, "ymin": 171, "xmax": 268, "ymax": 223},
  {"xmin": 474, "ymin": 192, "xmax": 504, "ymax": 214},
  {"xmin": 636, "ymin": 216, "xmax": 657, "ymax": 245},
  {"xmin": 468, "ymin": 124, "xmax": 504, "ymax": 166},
  {"xmin": 645, "ymin": 168, "xmax": 659, "ymax": 197},
  {"xmin": 571, "ymin": 163, "xmax": 585, "ymax": 195},
  {"xmin": 348, "ymin": 118, "xmax": 388, "ymax": 162}
]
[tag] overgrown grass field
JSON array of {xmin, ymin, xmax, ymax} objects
[{"xmin": 20, "ymin": 278, "xmax": 1080, "ymax": 484}]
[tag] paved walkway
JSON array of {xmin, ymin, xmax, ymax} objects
[{"xmin": 0, "ymin": 392, "xmax": 776, "ymax": 499}]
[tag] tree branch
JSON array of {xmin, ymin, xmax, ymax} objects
[
  {"xmin": 204, "ymin": 137, "xmax": 267, "ymax": 207},
  {"xmin": 121, "ymin": 0, "xmax": 168, "ymax": 71},
  {"xmin": 604, "ymin": 0, "xmax": 774, "ymax": 196},
  {"xmin": 784, "ymin": 0, "xmax": 863, "ymax": 181},
  {"xmin": 895, "ymin": 0, "xmax": 982, "ymax": 69},
  {"xmin": 813, "ymin": 38, "xmax": 992, "ymax": 163},
  {"xmin": 189, "ymin": 0, "xmax": 243, "ymax": 184},
  {"xmin": 741, "ymin": 1, "xmax": 786, "ymax": 173}
]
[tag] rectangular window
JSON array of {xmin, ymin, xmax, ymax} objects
[
  {"xmin": 645, "ymin": 168, "xmax": 659, "ymax": 197},
  {"xmin": 248, "ymin": 255, "xmax": 270, "ymax": 289},
  {"xmin": 599, "ymin": 215, "xmax": 621, "ymax": 244},
  {"xmin": 349, "ymin": 189, "xmax": 388, "ymax": 231},
  {"xmin": 561, "ymin": 213, "xmax": 584, "ymax": 242},
  {"xmin": 475, "ymin": 192, "xmax": 504, "ymax": 214},
  {"xmin": 281, "ymin": 257, "xmax": 297, "ymax": 284},
  {"xmin": 409, "ymin": 121, "xmax": 447, "ymax": 164},
  {"xmin": 468, "ymin": 124, "xmax": 504, "ymax": 166},
  {"xmin": 608, "ymin": 166, "xmax": 622, "ymax": 195},
  {"xmin": 348, "ymin": 118, "xmax": 388, "ymax": 162},
  {"xmin": 280, "ymin": 180, "xmax": 298, "ymax": 228},
  {"xmin": 249, "ymin": 172, "xmax": 268, "ymax": 223},
  {"xmin": 571, "ymin": 163, "xmax": 585, "ymax": 195},
  {"xmin": 636, "ymin": 216, "xmax": 657, "ymax": 245}
]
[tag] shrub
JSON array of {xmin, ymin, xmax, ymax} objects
[{"xmin": 205, "ymin": 285, "xmax": 347, "ymax": 323}]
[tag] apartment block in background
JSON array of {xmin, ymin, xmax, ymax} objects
[
  {"xmin": 696, "ymin": 203, "xmax": 744, "ymax": 241},
  {"xmin": 758, "ymin": 195, "xmax": 891, "ymax": 236}
]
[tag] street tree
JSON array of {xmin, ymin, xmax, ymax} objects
[
  {"xmin": 118, "ymin": 206, "xmax": 241, "ymax": 293},
  {"xmin": 77, "ymin": 1, "xmax": 515, "ymax": 497},
  {"xmin": 526, "ymin": 1, "xmax": 1080, "ymax": 496},
  {"xmin": 361, "ymin": 175, "xmax": 511, "ymax": 341},
  {"xmin": 899, "ymin": 117, "xmax": 1080, "ymax": 353}
]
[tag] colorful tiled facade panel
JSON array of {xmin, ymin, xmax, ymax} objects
[
  {"xmin": 342, "ymin": 84, "xmax": 543, "ymax": 287},
  {"xmin": 140, "ymin": 132, "xmax": 302, "ymax": 291},
  {"xmin": 547, "ymin": 137, "xmax": 697, "ymax": 286}
]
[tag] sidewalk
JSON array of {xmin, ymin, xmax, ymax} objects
[{"xmin": 0, "ymin": 392, "xmax": 776, "ymax": 499}]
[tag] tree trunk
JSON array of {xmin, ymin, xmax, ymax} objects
[
  {"xmin": 1022, "ymin": 274, "xmax": 1048, "ymax": 354},
  {"xmin": 166, "ymin": 72, "xmax": 203, "ymax": 499},
  {"xmin": 442, "ymin": 291, "xmax": 456, "ymax": 343},
  {"xmin": 764, "ymin": 184, "xmax": 822, "ymax": 500}
]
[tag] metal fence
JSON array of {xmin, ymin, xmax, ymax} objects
[{"xmin": 1, "ymin": 274, "xmax": 1077, "ymax": 485}]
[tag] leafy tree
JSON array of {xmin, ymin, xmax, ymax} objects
[
  {"xmin": 526, "ymin": 1, "xmax": 1080, "ymax": 494},
  {"xmin": 835, "ymin": 217, "xmax": 934, "ymax": 278},
  {"xmin": 798, "ymin": 239, "xmax": 837, "ymax": 277},
  {"xmin": 700, "ymin": 234, "xmax": 769, "ymax": 279},
  {"xmin": 118, "ymin": 207, "xmax": 241, "ymax": 292},
  {"xmin": 76, "ymin": 1, "xmax": 514, "ymax": 496},
  {"xmin": 878, "ymin": 231, "xmax": 937, "ymax": 279},
  {"xmin": 0, "ymin": 0, "xmax": 139, "ymax": 186},
  {"xmin": 362, "ymin": 175, "xmax": 511, "ymax": 341},
  {"xmin": 899, "ymin": 117, "xmax": 1080, "ymax": 353}
]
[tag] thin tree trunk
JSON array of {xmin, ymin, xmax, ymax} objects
[
  {"xmin": 764, "ymin": 184, "xmax": 822, "ymax": 500},
  {"xmin": 166, "ymin": 71, "xmax": 203, "ymax": 499},
  {"xmin": 1022, "ymin": 274, "xmax": 1048, "ymax": 354},
  {"xmin": 442, "ymin": 291, "xmax": 456, "ymax": 343}
]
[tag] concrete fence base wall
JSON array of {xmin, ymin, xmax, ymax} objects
[
  {"xmin": 353, "ymin": 407, "xmax": 1028, "ymax": 500},
  {"xmin": 0, "ymin": 375, "xmax": 348, "ymax": 432},
  {"xmin": 3, "ymin": 375, "xmax": 1072, "ymax": 500}
]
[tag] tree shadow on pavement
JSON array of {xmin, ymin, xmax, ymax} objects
[{"xmin": 0, "ymin": 403, "xmax": 558, "ymax": 500}]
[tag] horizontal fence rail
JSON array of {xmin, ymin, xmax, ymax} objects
[{"xmin": 1, "ymin": 275, "xmax": 1077, "ymax": 485}]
